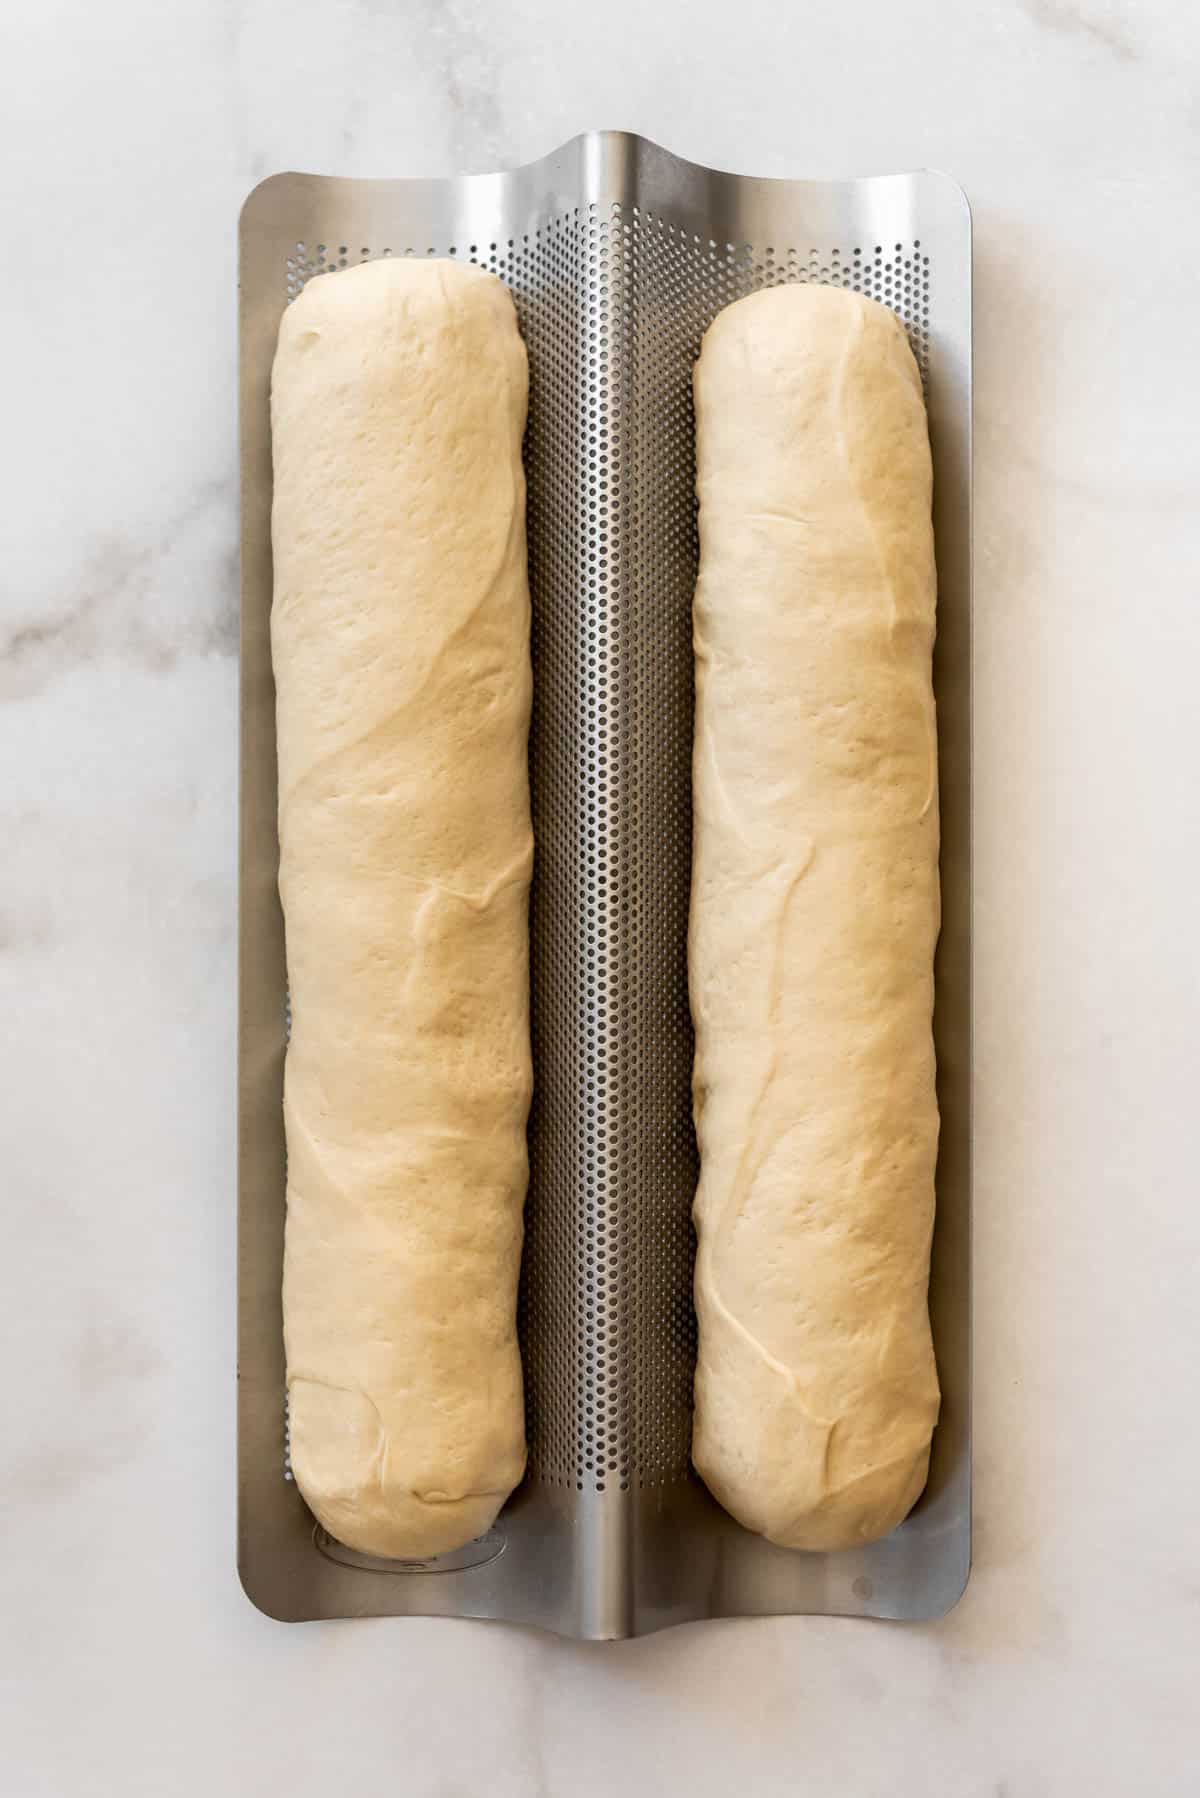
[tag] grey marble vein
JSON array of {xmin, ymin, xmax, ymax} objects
[
  {"xmin": 404, "ymin": 0, "xmax": 514, "ymax": 168},
  {"xmin": 1021, "ymin": 0, "xmax": 1140, "ymax": 62},
  {"xmin": 1, "ymin": 478, "xmax": 237, "ymax": 703},
  {"xmin": 9, "ymin": 1313, "xmax": 162, "ymax": 1501}
]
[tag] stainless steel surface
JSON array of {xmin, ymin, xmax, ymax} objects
[{"xmin": 238, "ymin": 131, "xmax": 972, "ymax": 1639}]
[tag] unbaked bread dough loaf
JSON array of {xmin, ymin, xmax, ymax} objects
[
  {"xmin": 689, "ymin": 284, "xmax": 941, "ymax": 1552},
  {"xmin": 271, "ymin": 257, "xmax": 532, "ymax": 1559}
]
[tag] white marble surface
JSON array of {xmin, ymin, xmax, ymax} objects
[{"xmin": 3, "ymin": 0, "xmax": 1199, "ymax": 1791}]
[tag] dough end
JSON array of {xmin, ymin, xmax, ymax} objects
[{"xmin": 289, "ymin": 1378, "xmax": 524, "ymax": 1561}]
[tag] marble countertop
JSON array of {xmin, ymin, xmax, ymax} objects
[{"xmin": 4, "ymin": 0, "xmax": 1199, "ymax": 1792}]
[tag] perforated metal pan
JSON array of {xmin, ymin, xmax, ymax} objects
[{"xmin": 238, "ymin": 131, "xmax": 972, "ymax": 1639}]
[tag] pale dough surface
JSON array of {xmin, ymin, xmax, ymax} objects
[
  {"xmin": 690, "ymin": 284, "xmax": 941, "ymax": 1552},
  {"xmin": 271, "ymin": 257, "xmax": 532, "ymax": 1559}
]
